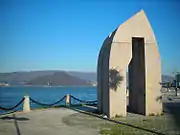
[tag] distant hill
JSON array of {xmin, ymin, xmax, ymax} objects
[
  {"xmin": 0, "ymin": 70, "xmax": 174, "ymax": 86},
  {"xmin": 26, "ymin": 71, "xmax": 91, "ymax": 86},
  {"xmin": 68, "ymin": 71, "xmax": 96, "ymax": 82},
  {"xmin": 0, "ymin": 70, "xmax": 96, "ymax": 83},
  {"xmin": 0, "ymin": 71, "xmax": 58, "ymax": 84}
]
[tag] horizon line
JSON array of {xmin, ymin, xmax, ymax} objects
[{"xmin": 0, "ymin": 69, "xmax": 97, "ymax": 74}]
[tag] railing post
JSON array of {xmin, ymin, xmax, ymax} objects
[
  {"xmin": 66, "ymin": 94, "xmax": 71, "ymax": 106},
  {"xmin": 23, "ymin": 95, "xmax": 30, "ymax": 113}
]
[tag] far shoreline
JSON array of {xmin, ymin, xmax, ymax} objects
[{"xmin": 0, "ymin": 85, "xmax": 97, "ymax": 88}]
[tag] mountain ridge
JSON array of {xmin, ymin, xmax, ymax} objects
[
  {"xmin": 0, "ymin": 70, "xmax": 174, "ymax": 86},
  {"xmin": 26, "ymin": 71, "xmax": 91, "ymax": 86}
]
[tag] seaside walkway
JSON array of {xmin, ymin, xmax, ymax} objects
[
  {"xmin": 1, "ymin": 90, "xmax": 180, "ymax": 135},
  {"xmin": 0, "ymin": 108, "xmax": 104, "ymax": 135}
]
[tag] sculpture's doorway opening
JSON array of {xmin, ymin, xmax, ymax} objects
[{"xmin": 128, "ymin": 37, "xmax": 146, "ymax": 115}]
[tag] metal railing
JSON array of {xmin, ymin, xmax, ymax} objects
[{"xmin": 0, "ymin": 94, "xmax": 97, "ymax": 115}]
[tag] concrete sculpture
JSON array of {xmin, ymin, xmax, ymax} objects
[{"xmin": 97, "ymin": 10, "xmax": 162, "ymax": 118}]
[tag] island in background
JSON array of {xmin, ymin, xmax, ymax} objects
[
  {"xmin": 0, "ymin": 70, "xmax": 97, "ymax": 87},
  {"xmin": 0, "ymin": 70, "xmax": 173, "ymax": 87}
]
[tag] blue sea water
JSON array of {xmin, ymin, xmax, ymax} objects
[{"xmin": 0, "ymin": 86, "xmax": 97, "ymax": 114}]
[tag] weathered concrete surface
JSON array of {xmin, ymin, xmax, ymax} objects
[
  {"xmin": 1, "ymin": 91, "xmax": 180, "ymax": 135},
  {"xmin": 97, "ymin": 10, "xmax": 162, "ymax": 117},
  {"xmin": 0, "ymin": 108, "xmax": 103, "ymax": 135}
]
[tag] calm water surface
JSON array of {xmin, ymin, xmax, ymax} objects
[{"xmin": 0, "ymin": 86, "xmax": 97, "ymax": 114}]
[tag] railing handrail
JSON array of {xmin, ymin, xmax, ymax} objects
[
  {"xmin": 0, "ymin": 94, "xmax": 97, "ymax": 115},
  {"xmin": 0, "ymin": 98, "xmax": 25, "ymax": 111}
]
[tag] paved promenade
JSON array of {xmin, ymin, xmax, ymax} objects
[
  {"xmin": 0, "ymin": 108, "xmax": 103, "ymax": 135},
  {"xmin": 1, "ymin": 89, "xmax": 180, "ymax": 135}
]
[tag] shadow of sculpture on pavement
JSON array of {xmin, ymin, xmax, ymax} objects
[
  {"xmin": 156, "ymin": 92, "xmax": 180, "ymax": 129},
  {"xmin": 0, "ymin": 114, "xmax": 29, "ymax": 135},
  {"xmin": 0, "ymin": 115, "xmax": 29, "ymax": 121}
]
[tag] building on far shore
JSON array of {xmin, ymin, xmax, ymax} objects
[
  {"xmin": 0, "ymin": 83, "xmax": 9, "ymax": 86},
  {"xmin": 88, "ymin": 81, "xmax": 97, "ymax": 87}
]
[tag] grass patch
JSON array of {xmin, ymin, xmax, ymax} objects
[
  {"xmin": 149, "ymin": 112, "xmax": 164, "ymax": 116},
  {"xmin": 100, "ymin": 116, "xmax": 180, "ymax": 135},
  {"xmin": 115, "ymin": 114, "xmax": 123, "ymax": 118}
]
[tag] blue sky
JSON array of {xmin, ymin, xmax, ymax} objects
[{"xmin": 0, "ymin": 0, "xmax": 180, "ymax": 75}]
